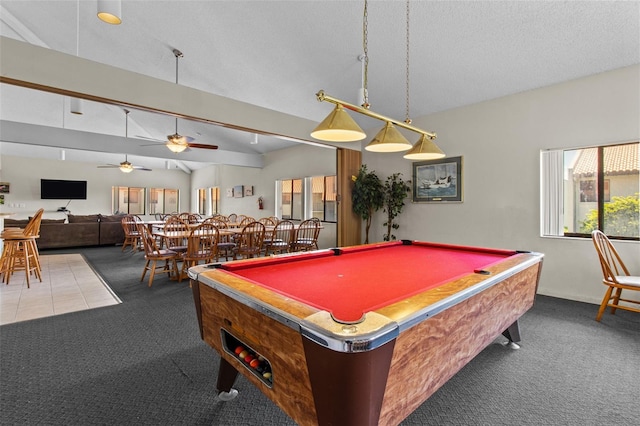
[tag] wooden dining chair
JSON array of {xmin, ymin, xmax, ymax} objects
[
  {"xmin": 290, "ymin": 219, "xmax": 319, "ymax": 252},
  {"xmin": 591, "ymin": 230, "xmax": 640, "ymax": 321},
  {"xmin": 204, "ymin": 218, "xmax": 236, "ymax": 261},
  {"xmin": 121, "ymin": 214, "xmax": 143, "ymax": 252},
  {"xmin": 258, "ymin": 217, "xmax": 276, "ymax": 226},
  {"xmin": 233, "ymin": 221, "xmax": 266, "ymax": 260},
  {"xmin": 179, "ymin": 222, "xmax": 219, "ymax": 281},
  {"xmin": 238, "ymin": 216, "xmax": 255, "ymax": 227},
  {"xmin": 264, "ymin": 220, "xmax": 294, "ymax": 256},
  {"xmin": 162, "ymin": 216, "xmax": 189, "ymax": 254},
  {"xmin": 137, "ymin": 223, "xmax": 179, "ymax": 287},
  {"xmin": 227, "ymin": 213, "xmax": 238, "ymax": 223}
]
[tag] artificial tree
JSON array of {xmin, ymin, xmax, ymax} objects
[
  {"xmin": 382, "ymin": 172, "xmax": 412, "ymax": 241},
  {"xmin": 351, "ymin": 164, "xmax": 384, "ymax": 244}
]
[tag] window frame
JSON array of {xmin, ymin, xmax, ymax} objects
[{"xmin": 541, "ymin": 141, "xmax": 639, "ymax": 241}]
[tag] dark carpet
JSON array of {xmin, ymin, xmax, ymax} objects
[{"xmin": 1, "ymin": 246, "xmax": 638, "ymax": 425}]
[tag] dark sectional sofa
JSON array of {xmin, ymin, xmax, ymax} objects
[{"xmin": 4, "ymin": 214, "xmax": 125, "ymax": 250}]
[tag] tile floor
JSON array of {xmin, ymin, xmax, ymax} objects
[{"xmin": 0, "ymin": 253, "xmax": 121, "ymax": 325}]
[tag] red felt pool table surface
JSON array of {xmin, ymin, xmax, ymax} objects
[{"xmin": 220, "ymin": 241, "xmax": 516, "ymax": 323}]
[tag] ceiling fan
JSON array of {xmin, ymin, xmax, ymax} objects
[
  {"xmin": 98, "ymin": 154, "xmax": 152, "ymax": 173},
  {"xmin": 162, "ymin": 49, "xmax": 218, "ymax": 153},
  {"xmin": 98, "ymin": 109, "xmax": 151, "ymax": 173}
]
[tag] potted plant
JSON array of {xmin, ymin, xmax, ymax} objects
[
  {"xmin": 351, "ymin": 165, "xmax": 384, "ymax": 244},
  {"xmin": 382, "ymin": 172, "xmax": 411, "ymax": 241}
]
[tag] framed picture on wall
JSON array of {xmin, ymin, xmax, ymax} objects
[
  {"xmin": 234, "ymin": 185, "xmax": 244, "ymax": 198},
  {"xmin": 244, "ymin": 186, "xmax": 254, "ymax": 196},
  {"xmin": 412, "ymin": 156, "xmax": 463, "ymax": 203},
  {"xmin": 226, "ymin": 188, "xmax": 234, "ymax": 197}
]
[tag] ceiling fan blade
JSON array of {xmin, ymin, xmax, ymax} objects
[
  {"xmin": 97, "ymin": 164, "xmax": 120, "ymax": 168},
  {"xmin": 187, "ymin": 143, "xmax": 218, "ymax": 150},
  {"xmin": 133, "ymin": 166, "xmax": 152, "ymax": 171},
  {"xmin": 135, "ymin": 135, "xmax": 165, "ymax": 142}
]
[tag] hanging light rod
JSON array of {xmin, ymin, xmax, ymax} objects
[{"xmin": 314, "ymin": 90, "xmax": 437, "ymax": 140}]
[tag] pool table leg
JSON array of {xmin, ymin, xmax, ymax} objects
[
  {"xmin": 216, "ymin": 357, "xmax": 239, "ymax": 401},
  {"xmin": 501, "ymin": 320, "xmax": 521, "ymax": 349}
]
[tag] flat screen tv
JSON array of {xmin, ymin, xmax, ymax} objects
[{"xmin": 40, "ymin": 179, "xmax": 87, "ymax": 200}]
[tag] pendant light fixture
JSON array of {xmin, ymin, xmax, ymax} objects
[
  {"xmin": 363, "ymin": 0, "xmax": 411, "ymax": 153},
  {"xmin": 311, "ymin": 0, "xmax": 442, "ymax": 157},
  {"xmin": 97, "ymin": 0, "xmax": 122, "ymax": 25},
  {"xmin": 310, "ymin": 104, "xmax": 366, "ymax": 141},
  {"xmin": 402, "ymin": 0, "xmax": 445, "ymax": 160}
]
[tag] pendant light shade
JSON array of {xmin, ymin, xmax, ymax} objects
[
  {"xmin": 97, "ymin": 0, "xmax": 122, "ymax": 25},
  {"xmin": 365, "ymin": 122, "xmax": 412, "ymax": 153},
  {"xmin": 311, "ymin": 104, "xmax": 367, "ymax": 142},
  {"xmin": 403, "ymin": 134, "xmax": 445, "ymax": 160}
]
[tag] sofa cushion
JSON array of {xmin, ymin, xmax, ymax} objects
[
  {"xmin": 4, "ymin": 219, "xmax": 29, "ymax": 227},
  {"xmin": 67, "ymin": 214, "xmax": 100, "ymax": 223},
  {"xmin": 39, "ymin": 218, "xmax": 66, "ymax": 224},
  {"xmin": 99, "ymin": 214, "xmax": 125, "ymax": 222}
]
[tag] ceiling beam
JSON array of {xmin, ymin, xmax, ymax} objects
[
  {"xmin": 0, "ymin": 36, "xmax": 325, "ymax": 146},
  {"xmin": 0, "ymin": 120, "xmax": 264, "ymax": 168}
]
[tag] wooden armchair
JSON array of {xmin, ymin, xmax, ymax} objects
[{"xmin": 591, "ymin": 230, "xmax": 640, "ymax": 321}]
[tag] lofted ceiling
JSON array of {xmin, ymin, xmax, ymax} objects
[{"xmin": 1, "ymin": 0, "xmax": 638, "ymax": 172}]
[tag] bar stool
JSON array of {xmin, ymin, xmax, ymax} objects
[{"xmin": 0, "ymin": 209, "xmax": 44, "ymax": 288}]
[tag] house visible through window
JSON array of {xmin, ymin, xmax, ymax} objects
[{"xmin": 541, "ymin": 142, "xmax": 639, "ymax": 239}]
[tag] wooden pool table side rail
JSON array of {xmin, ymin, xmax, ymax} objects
[
  {"xmin": 378, "ymin": 261, "xmax": 543, "ymax": 425},
  {"xmin": 376, "ymin": 252, "xmax": 543, "ymax": 327}
]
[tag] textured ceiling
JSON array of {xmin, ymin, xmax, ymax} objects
[{"xmin": 1, "ymin": 0, "xmax": 639, "ymax": 171}]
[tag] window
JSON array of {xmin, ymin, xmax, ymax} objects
[
  {"xmin": 113, "ymin": 187, "xmax": 146, "ymax": 215},
  {"xmin": 541, "ymin": 142, "xmax": 639, "ymax": 239},
  {"xmin": 280, "ymin": 179, "xmax": 303, "ymax": 220},
  {"xmin": 197, "ymin": 188, "xmax": 208, "ymax": 215},
  {"xmin": 211, "ymin": 187, "xmax": 220, "ymax": 215},
  {"xmin": 148, "ymin": 188, "xmax": 179, "ymax": 215},
  {"xmin": 311, "ymin": 176, "xmax": 337, "ymax": 222},
  {"xmin": 277, "ymin": 176, "xmax": 336, "ymax": 222},
  {"xmin": 195, "ymin": 187, "xmax": 219, "ymax": 216}
]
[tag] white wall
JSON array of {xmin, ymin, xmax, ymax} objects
[
  {"xmin": 0, "ymin": 155, "xmax": 191, "ymax": 219},
  {"xmin": 363, "ymin": 65, "xmax": 640, "ymax": 305},
  {"xmin": 191, "ymin": 143, "xmax": 338, "ymax": 249}
]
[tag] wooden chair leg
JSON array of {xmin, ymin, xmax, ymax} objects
[
  {"xmin": 140, "ymin": 259, "xmax": 150, "ymax": 282},
  {"xmin": 596, "ymin": 286, "xmax": 614, "ymax": 321},
  {"xmin": 610, "ymin": 287, "xmax": 623, "ymax": 315}
]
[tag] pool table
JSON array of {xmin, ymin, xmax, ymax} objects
[{"xmin": 189, "ymin": 240, "xmax": 544, "ymax": 426}]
